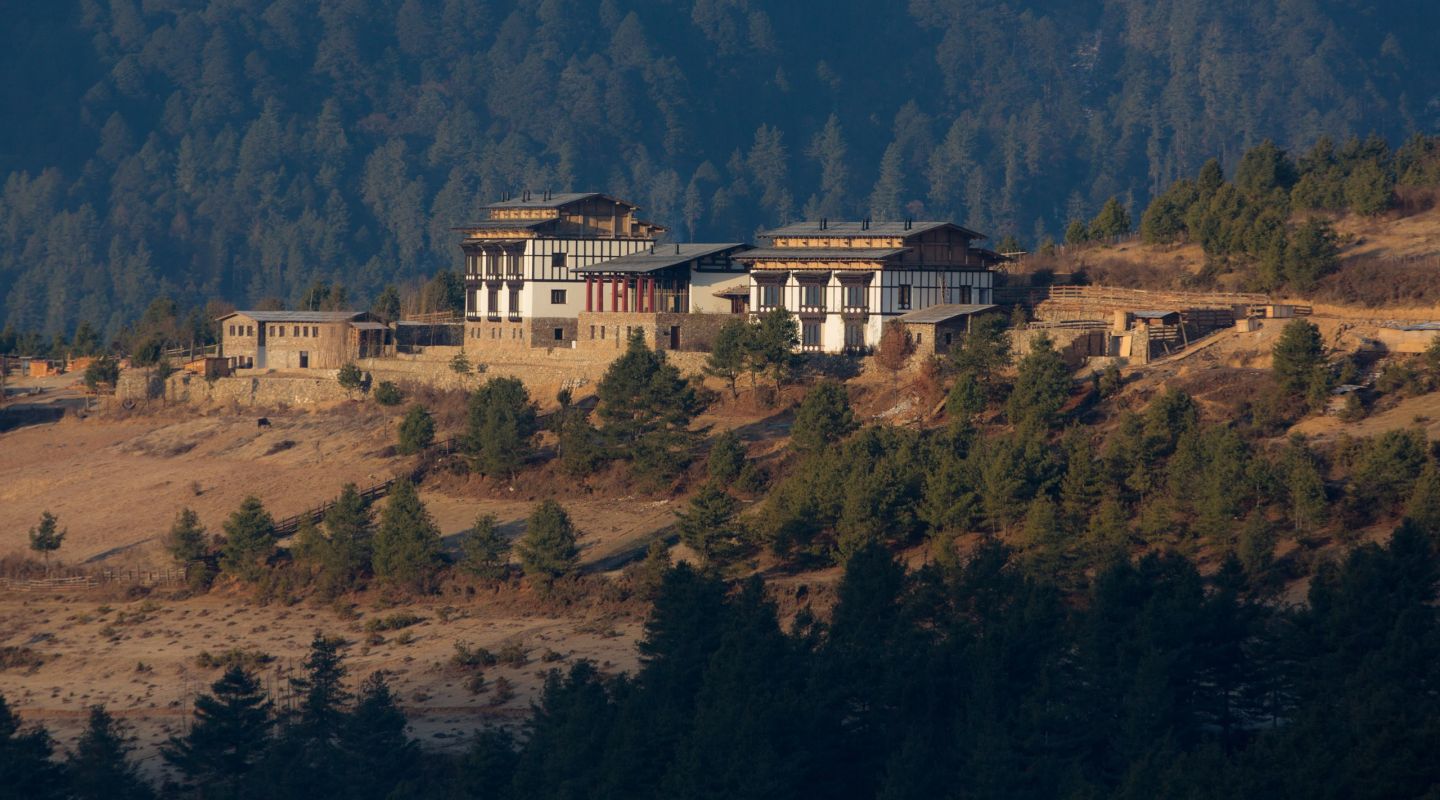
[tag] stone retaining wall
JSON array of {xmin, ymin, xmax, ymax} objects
[{"xmin": 117, "ymin": 346, "xmax": 718, "ymax": 410}]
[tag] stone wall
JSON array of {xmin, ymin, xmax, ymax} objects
[
  {"xmin": 118, "ymin": 371, "xmax": 352, "ymax": 408},
  {"xmin": 118, "ymin": 340, "xmax": 718, "ymax": 410},
  {"xmin": 575, "ymin": 312, "xmax": 738, "ymax": 353}
]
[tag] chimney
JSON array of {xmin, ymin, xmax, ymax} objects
[
  {"xmin": 676, "ymin": 243, "xmax": 681, "ymax": 254},
  {"xmin": 650, "ymin": 244, "xmax": 655, "ymax": 254},
  {"xmin": 905, "ymin": 218, "xmax": 912, "ymax": 230},
  {"xmin": 862, "ymin": 217, "xmax": 870, "ymax": 231},
  {"xmin": 820, "ymin": 217, "xmax": 827, "ymax": 230}
]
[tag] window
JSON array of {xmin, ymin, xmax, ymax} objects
[
  {"xmin": 802, "ymin": 320, "xmax": 821, "ymax": 349},
  {"xmin": 601, "ymin": 325, "xmax": 606, "ymax": 339},
  {"xmin": 551, "ymin": 289, "xmax": 566, "ymax": 304},
  {"xmin": 553, "ymin": 328, "xmax": 564, "ymax": 341},
  {"xmin": 487, "ymin": 288, "xmax": 499, "ymax": 316},
  {"xmin": 589, "ymin": 325, "xmax": 596, "ymax": 340},
  {"xmin": 508, "ymin": 288, "xmax": 521, "ymax": 315},
  {"xmin": 844, "ymin": 284, "xmax": 867, "ymax": 309},
  {"xmin": 552, "ymin": 251, "xmax": 567, "ymax": 268},
  {"xmin": 844, "ymin": 320, "xmax": 865, "ymax": 349},
  {"xmin": 897, "ymin": 284, "xmax": 912, "ymax": 310},
  {"xmin": 760, "ymin": 284, "xmax": 780, "ymax": 309},
  {"xmin": 247, "ymin": 325, "xmax": 254, "ymax": 336},
  {"xmin": 292, "ymin": 325, "xmax": 300, "ymax": 337},
  {"xmin": 801, "ymin": 283, "xmax": 824, "ymax": 309},
  {"xmin": 944, "ymin": 332, "xmax": 954, "ymax": 347}
]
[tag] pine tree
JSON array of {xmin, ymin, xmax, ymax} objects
[
  {"xmin": 290, "ymin": 633, "xmax": 350, "ymax": 742},
  {"xmin": 338, "ymin": 672, "xmax": 418, "ymax": 800},
  {"xmin": 370, "ymin": 480, "xmax": 443, "ymax": 593},
  {"xmin": 164, "ymin": 508, "xmax": 208, "ymax": 563},
  {"xmin": 790, "ymin": 381, "xmax": 856, "ymax": 453},
  {"xmin": 1088, "ymin": 196, "xmax": 1132, "ymax": 239},
  {"xmin": 515, "ymin": 500, "xmax": 580, "ymax": 582},
  {"xmin": 676, "ymin": 483, "xmax": 745, "ymax": 567},
  {"xmin": 707, "ymin": 430, "xmax": 748, "ymax": 484},
  {"xmin": 396, "ymin": 403, "xmax": 435, "ymax": 455},
  {"xmin": 1021, "ymin": 495, "xmax": 1066, "ymax": 578},
  {"xmin": 1287, "ymin": 447, "xmax": 1329, "ymax": 535},
  {"xmin": 1271, "ymin": 319, "xmax": 1325, "ymax": 395},
  {"xmin": 0, "ymin": 692, "xmax": 64, "ymax": 800},
  {"xmin": 220, "ymin": 496, "xmax": 276, "ymax": 581},
  {"xmin": 27, "ymin": 510, "xmax": 64, "ymax": 569},
  {"xmin": 460, "ymin": 514, "xmax": 510, "ymax": 580},
  {"xmin": 370, "ymin": 285, "xmax": 401, "ymax": 322},
  {"xmin": 67, "ymin": 705, "xmax": 153, "ymax": 800},
  {"xmin": 1405, "ymin": 460, "xmax": 1440, "ymax": 538},
  {"xmin": 749, "ymin": 308, "xmax": 800, "ymax": 390},
  {"xmin": 1007, "ymin": 334, "xmax": 1071, "ymax": 428},
  {"xmin": 163, "ymin": 667, "xmax": 273, "ymax": 794},
  {"xmin": 318, "ymin": 483, "xmax": 372, "ymax": 594},
  {"xmin": 706, "ymin": 319, "xmax": 751, "ymax": 398},
  {"xmin": 596, "ymin": 332, "xmax": 703, "ymax": 482},
  {"xmin": 464, "ymin": 376, "xmax": 538, "ymax": 478}
]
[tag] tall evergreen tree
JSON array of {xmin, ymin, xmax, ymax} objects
[
  {"xmin": 370, "ymin": 480, "xmax": 443, "ymax": 593},
  {"xmin": 515, "ymin": 499, "xmax": 581, "ymax": 582},
  {"xmin": 464, "ymin": 376, "xmax": 538, "ymax": 478},
  {"xmin": 163, "ymin": 667, "xmax": 273, "ymax": 795},
  {"xmin": 67, "ymin": 705, "xmax": 153, "ymax": 800},
  {"xmin": 0, "ymin": 692, "xmax": 64, "ymax": 800},
  {"xmin": 220, "ymin": 497, "xmax": 276, "ymax": 581}
]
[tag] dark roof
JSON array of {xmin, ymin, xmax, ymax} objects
[
  {"xmin": 760, "ymin": 220, "xmax": 985, "ymax": 240},
  {"xmin": 455, "ymin": 219, "xmax": 551, "ymax": 233},
  {"xmin": 897, "ymin": 304, "xmax": 999, "ymax": 324},
  {"xmin": 350, "ymin": 321, "xmax": 390, "ymax": 331},
  {"xmin": 1131, "ymin": 309, "xmax": 1181, "ymax": 319},
  {"xmin": 573, "ymin": 243, "xmax": 748, "ymax": 274},
  {"xmin": 480, "ymin": 192, "xmax": 637, "ymax": 210},
  {"xmin": 733, "ymin": 247, "xmax": 908, "ymax": 262},
  {"xmin": 220, "ymin": 310, "xmax": 366, "ymax": 323}
]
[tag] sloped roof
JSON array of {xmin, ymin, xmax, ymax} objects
[
  {"xmin": 481, "ymin": 192, "xmax": 637, "ymax": 210},
  {"xmin": 573, "ymin": 243, "xmax": 748, "ymax": 273},
  {"xmin": 760, "ymin": 220, "xmax": 985, "ymax": 240},
  {"xmin": 219, "ymin": 310, "xmax": 366, "ymax": 323},
  {"xmin": 454, "ymin": 219, "xmax": 551, "ymax": 233},
  {"xmin": 896, "ymin": 304, "xmax": 999, "ymax": 324}
]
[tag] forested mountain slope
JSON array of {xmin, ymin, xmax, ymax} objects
[{"xmin": 3, "ymin": 0, "xmax": 1438, "ymax": 336}]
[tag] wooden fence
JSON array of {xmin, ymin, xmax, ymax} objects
[
  {"xmin": 0, "ymin": 567, "xmax": 189, "ymax": 593},
  {"xmin": 270, "ymin": 437, "xmax": 463, "ymax": 536},
  {"xmin": 1042, "ymin": 285, "xmax": 1269, "ymax": 309}
]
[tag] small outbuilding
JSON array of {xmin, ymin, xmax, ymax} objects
[
  {"xmin": 217, "ymin": 310, "xmax": 392, "ymax": 371},
  {"xmin": 895, "ymin": 303, "xmax": 1000, "ymax": 356}
]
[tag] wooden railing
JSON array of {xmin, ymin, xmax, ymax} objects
[{"xmin": 1, "ymin": 567, "xmax": 190, "ymax": 593}]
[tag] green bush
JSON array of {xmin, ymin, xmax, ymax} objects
[{"xmin": 374, "ymin": 381, "xmax": 404, "ymax": 406}]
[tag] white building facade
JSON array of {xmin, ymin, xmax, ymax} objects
[
  {"xmin": 736, "ymin": 221, "xmax": 1003, "ymax": 353},
  {"xmin": 458, "ymin": 193, "xmax": 665, "ymax": 349}
]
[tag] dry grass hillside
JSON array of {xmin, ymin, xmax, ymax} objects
[{"xmin": 1023, "ymin": 203, "xmax": 1440, "ymax": 311}]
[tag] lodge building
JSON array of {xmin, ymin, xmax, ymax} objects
[
  {"xmin": 574, "ymin": 242, "xmax": 751, "ymax": 351},
  {"xmin": 217, "ymin": 310, "xmax": 390, "ymax": 371},
  {"xmin": 735, "ymin": 219, "xmax": 1004, "ymax": 353},
  {"xmin": 456, "ymin": 192, "xmax": 666, "ymax": 348}
]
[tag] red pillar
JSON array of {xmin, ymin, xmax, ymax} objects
[
  {"xmin": 649, "ymin": 277, "xmax": 658, "ymax": 313},
  {"xmin": 585, "ymin": 277, "xmax": 593, "ymax": 312}
]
